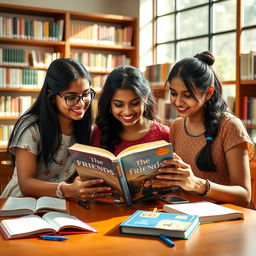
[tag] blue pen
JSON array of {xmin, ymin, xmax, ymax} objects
[
  {"xmin": 40, "ymin": 235, "xmax": 69, "ymax": 241},
  {"xmin": 159, "ymin": 234, "xmax": 175, "ymax": 247}
]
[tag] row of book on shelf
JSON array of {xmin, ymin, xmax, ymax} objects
[
  {"xmin": 0, "ymin": 95, "xmax": 36, "ymax": 117},
  {"xmin": 240, "ymin": 51, "xmax": 256, "ymax": 80},
  {"xmin": 242, "ymin": 96, "xmax": 256, "ymax": 125},
  {"xmin": 70, "ymin": 51, "xmax": 131, "ymax": 72},
  {"xmin": 70, "ymin": 22, "xmax": 133, "ymax": 46},
  {"xmin": 145, "ymin": 63, "xmax": 172, "ymax": 86},
  {"xmin": 0, "ymin": 47, "xmax": 132, "ymax": 72},
  {"xmin": 157, "ymin": 98, "xmax": 177, "ymax": 124},
  {"xmin": 0, "ymin": 67, "xmax": 107, "ymax": 90},
  {"xmin": 0, "ymin": 68, "xmax": 46, "ymax": 88},
  {"xmin": 0, "ymin": 15, "xmax": 64, "ymax": 41},
  {"xmin": 0, "ymin": 124, "xmax": 13, "ymax": 146},
  {"xmin": 0, "ymin": 15, "xmax": 134, "ymax": 46},
  {"xmin": 0, "ymin": 48, "xmax": 61, "ymax": 67},
  {"xmin": 91, "ymin": 74, "xmax": 108, "ymax": 90}
]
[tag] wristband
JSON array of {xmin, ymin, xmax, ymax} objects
[
  {"xmin": 198, "ymin": 179, "xmax": 210, "ymax": 196},
  {"xmin": 56, "ymin": 181, "xmax": 66, "ymax": 198}
]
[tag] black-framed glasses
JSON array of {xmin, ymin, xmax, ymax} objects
[{"xmin": 57, "ymin": 88, "xmax": 96, "ymax": 106}]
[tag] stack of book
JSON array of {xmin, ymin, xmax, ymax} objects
[
  {"xmin": 241, "ymin": 96, "xmax": 256, "ymax": 125},
  {"xmin": 0, "ymin": 196, "xmax": 97, "ymax": 240},
  {"xmin": 240, "ymin": 51, "xmax": 256, "ymax": 80},
  {"xmin": 145, "ymin": 63, "xmax": 172, "ymax": 86}
]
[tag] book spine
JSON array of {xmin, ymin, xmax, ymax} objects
[{"xmin": 113, "ymin": 160, "xmax": 132, "ymax": 205}]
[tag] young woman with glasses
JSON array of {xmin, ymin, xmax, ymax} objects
[{"xmin": 1, "ymin": 58, "xmax": 112, "ymax": 201}]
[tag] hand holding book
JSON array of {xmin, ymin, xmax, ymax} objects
[
  {"xmin": 156, "ymin": 153, "xmax": 201, "ymax": 194},
  {"xmin": 69, "ymin": 141, "xmax": 179, "ymax": 205},
  {"xmin": 71, "ymin": 176, "xmax": 112, "ymax": 200}
]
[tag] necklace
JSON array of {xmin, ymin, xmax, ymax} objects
[{"xmin": 184, "ymin": 118, "xmax": 205, "ymax": 137}]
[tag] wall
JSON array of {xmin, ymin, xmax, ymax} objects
[
  {"xmin": 139, "ymin": 0, "xmax": 153, "ymax": 71},
  {"xmin": 0, "ymin": 0, "xmax": 139, "ymax": 17}
]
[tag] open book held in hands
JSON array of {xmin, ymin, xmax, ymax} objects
[
  {"xmin": 0, "ymin": 196, "xmax": 68, "ymax": 216},
  {"xmin": 163, "ymin": 201, "xmax": 244, "ymax": 224},
  {"xmin": 69, "ymin": 140, "xmax": 178, "ymax": 205},
  {"xmin": 0, "ymin": 211, "xmax": 97, "ymax": 239},
  {"xmin": 120, "ymin": 210, "xmax": 199, "ymax": 239}
]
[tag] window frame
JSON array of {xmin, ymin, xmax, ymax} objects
[{"xmin": 153, "ymin": 0, "xmax": 256, "ymax": 83}]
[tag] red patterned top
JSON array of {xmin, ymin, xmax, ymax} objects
[
  {"xmin": 169, "ymin": 112, "xmax": 255, "ymax": 185},
  {"xmin": 91, "ymin": 121, "xmax": 170, "ymax": 156}
]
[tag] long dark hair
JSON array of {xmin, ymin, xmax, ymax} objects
[
  {"xmin": 8, "ymin": 58, "xmax": 93, "ymax": 166},
  {"xmin": 167, "ymin": 51, "xmax": 228, "ymax": 172},
  {"xmin": 96, "ymin": 65, "xmax": 156, "ymax": 153}
]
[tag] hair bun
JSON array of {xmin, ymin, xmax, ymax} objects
[{"xmin": 194, "ymin": 51, "xmax": 215, "ymax": 66}]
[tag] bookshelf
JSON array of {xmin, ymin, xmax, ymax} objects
[
  {"xmin": 147, "ymin": 1, "xmax": 256, "ymax": 173},
  {"xmin": 236, "ymin": 1, "xmax": 256, "ymax": 130},
  {"xmin": 0, "ymin": 3, "xmax": 138, "ymax": 149}
]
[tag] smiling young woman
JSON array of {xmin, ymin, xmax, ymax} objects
[
  {"xmin": 156, "ymin": 51, "xmax": 255, "ymax": 208},
  {"xmin": 1, "ymin": 58, "xmax": 111, "ymax": 201},
  {"xmin": 91, "ymin": 65, "xmax": 170, "ymax": 156}
]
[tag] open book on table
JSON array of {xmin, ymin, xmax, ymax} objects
[
  {"xmin": 0, "ymin": 211, "xmax": 97, "ymax": 239},
  {"xmin": 0, "ymin": 196, "xmax": 68, "ymax": 216},
  {"xmin": 69, "ymin": 140, "xmax": 178, "ymax": 205},
  {"xmin": 163, "ymin": 201, "xmax": 244, "ymax": 224}
]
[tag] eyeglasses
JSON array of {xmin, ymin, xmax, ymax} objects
[{"xmin": 57, "ymin": 88, "xmax": 96, "ymax": 106}]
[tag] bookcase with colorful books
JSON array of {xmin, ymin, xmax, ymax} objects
[
  {"xmin": 236, "ymin": 1, "xmax": 256, "ymax": 152},
  {"xmin": 0, "ymin": 3, "xmax": 138, "ymax": 149},
  {"xmin": 69, "ymin": 11, "xmax": 137, "ymax": 90},
  {"xmin": 0, "ymin": 4, "xmax": 66, "ymax": 149}
]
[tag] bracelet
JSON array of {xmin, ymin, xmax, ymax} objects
[
  {"xmin": 56, "ymin": 181, "xmax": 67, "ymax": 198},
  {"xmin": 198, "ymin": 179, "xmax": 210, "ymax": 196}
]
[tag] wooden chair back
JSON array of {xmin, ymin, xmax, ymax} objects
[
  {"xmin": 250, "ymin": 160, "xmax": 256, "ymax": 207},
  {"xmin": 0, "ymin": 151, "xmax": 14, "ymax": 194}
]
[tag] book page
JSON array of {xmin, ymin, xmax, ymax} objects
[
  {"xmin": 117, "ymin": 140, "xmax": 170, "ymax": 158},
  {"xmin": 69, "ymin": 144, "xmax": 116, "ymax": 160},
  {"xmin": 42, "ymin": 212, "xmax": 97, "ymax": 232},
  {"xmin": 0, "ymin": 215, "xmax": 55, "ymax": 238},
  {"xmin": 0, "ymin": 197, "xmax": 36, "ymax": 216},
  {"xmin": 120, "ymin": 143, "xmax": 174, "ymax": 202},
  {"xmin": 164, "ymin": 201, "xmax": 242, "ymax": 217},
  {"xmin": 35, "ymin": 197, "xmax": 67, "ymax": 212}
]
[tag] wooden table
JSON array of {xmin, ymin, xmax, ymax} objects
[{"xmin": 0, "ymin": 194, "xmax": 256, "ymax": 256}]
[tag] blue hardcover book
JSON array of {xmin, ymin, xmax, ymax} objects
[
  {"xmin": 69, "ymin": 140, "xmax": 178, "ymax": 205},
  {"xmin": 120, "ymin": 210, "xmax": 199, "ymax": 239}
]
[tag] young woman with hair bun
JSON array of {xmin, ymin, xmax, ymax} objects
[{"xmin": 156, "ymin": 51, "xmax": 254, "ymax": 208}]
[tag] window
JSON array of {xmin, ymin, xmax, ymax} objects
[
  {"xmin": 155, "ymin": 0, "xmax": 237, "ymax": 81},
  {"xmin": 241, "ymin": 0, "xmax": 256, "ymax": 52}
]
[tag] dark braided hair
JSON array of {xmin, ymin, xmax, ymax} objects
[{"xmin": 167, "ymin": 51, "xmax": 228, "ymax": 172}]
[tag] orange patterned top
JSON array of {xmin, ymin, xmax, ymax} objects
[{"xmin": 169, "ymin": 112, "xmax": 255, "ymax": 185}]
